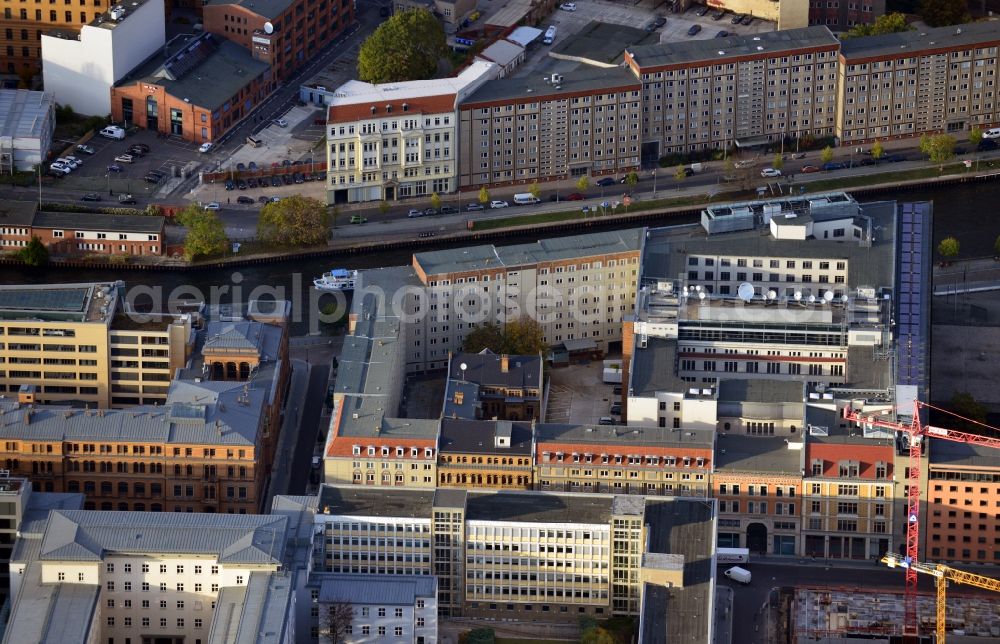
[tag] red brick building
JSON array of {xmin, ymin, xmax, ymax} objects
[
  {"xmin": 0, "ymin": 202, "xmax": 165, "ymax": 257},
  {"xmin": 202, "ymin": 0, "xmax": 354, "ymax": 81},
  {"xmin": 111, "ymin": 33, "xmax": 272, "ymax": 144}
]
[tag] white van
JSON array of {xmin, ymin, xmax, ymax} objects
[
  {"xmin": 513, "ymin": 193, "xmax": 540, "ymax": 205},
  {"xmin": 983, "ymin": 128, "xmax": 1000, "ymax": 139},
  {"xmin": 100, "ymin": 125, "xmax": 125, "ymax": 140},
  {"xmin": 543, "ymin": 26, "xmax": 557, "ymax": 45},
  {"xmin": 724, "ymin": 566, "xmax": 752, "ymax": 584}
]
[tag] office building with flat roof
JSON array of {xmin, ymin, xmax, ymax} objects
[
  {"xmin": 0, "ymin": 90, "xmax": 54, "ymax": 172},
  {"xmin": 313, "ymin": 484, "xmax": 716, "ymax": 630}
]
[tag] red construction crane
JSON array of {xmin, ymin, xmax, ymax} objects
[{"xmin": 841, "ymin": 401, "xmax": 1000, "ymax": 638}]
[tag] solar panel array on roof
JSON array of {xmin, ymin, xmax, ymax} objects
[
  {"xmin": 896, "ymin": 203, "xmax": 930, "ymax": 389},
  {"xmin": 0, "ymin": 287, "xmax": 90, "ymax": 313}
]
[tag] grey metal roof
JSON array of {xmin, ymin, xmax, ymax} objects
[
  {"xmin": 319, "ymin": 574, "xmax": 436, "ymax": 605},
  {"xmin": 465, "ymin": 490, "xmax": 614, "ymax": 525},
  {"xmin": 0, "ymin": 90, "xmax": 54, "ymax": 141},
  {"xmin": 535, "ymin": 422, "xmax": 715, "ymax": 449},
  {"xmin": 641, "ymin": 498, "xmax": 715, "ymax": 644},
  {"xmin": 319, "ymin": 485, "xmax": 436, "ymax": 519},
  {"xmin": 626, "ymin": 26, "xmax": 839, "ymax": 70},
  {"xmin": 448, "ymin": 351, "xmax": 542, "ymax": 390},
  {"xmin": 203, "ymin": 0, "xmax": 295, "ymax": 19},
  {"xmin": 628, "ymin": 337, "xmax": 690, "ymax": 397},
  {"xmin": 116, "ymin": 34, "xmax": 270, "ymax": 112},
  {"xmin": 0, "ymin": 372, "xmax": 270, "ymax": 446},
  {"xmin": 36, "ymin": 510, "xmax": 288, "ymax": 563},
  {"xmin": 0, "ymin": 200, "xmax": 38, "ymax": 227},
  {"xmin": 32, "ymin": 212, "xmax": 165, "ymax": 234},
  {"xmin": 442, "ymin": 379, "xmax": 480, "ymax": 419},
  {"xmin": 209, "ymin": 572, "xmax": 294, "ymax": 644},
  {"xmin": 928, "ymin": 439, "xmax": 1000, "ymax": 469},
  {"xmin": 714, "ymin": 435, "xmax": 803, "ymax": 474},
  {"xmin": 433, "ymin": 488, "xmax": 468, "ymax": 510},
  {"xmin": 462, "ymin": 64, "xmax": 640, "ymax": 106},
  {"xmin": 717, "ymin": 379, "xmax": 804, "ymax": 404},
  {"xmin": 840, "ymin": 20, "xmax": 1000, "ymax": 61},
  {"xmin": 438, "ymin": 418, "xmax": 534, "ymax": 455},
  {"xmin": 477, "ymin": 39, "xmax": 524, "ymax": 67},
  {"xmin": 414, "ymin": 229, "xmax": 643, "ymax": 277},
  {"xmin": 1, "ymin": 563, "xmax": 99, "ymax": 644},
  {"xmin": 204, "ymin": 319, "xmax": 283, "ymax": 359}
]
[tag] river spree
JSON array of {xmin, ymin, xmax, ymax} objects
[{"xmin": 0, "ymin": 181, "xmax": 993, "ymax": 333}]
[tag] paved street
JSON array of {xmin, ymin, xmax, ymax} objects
[{"xmin": 287, "ymin": 362, "xmax": 330, "ymax": 495}]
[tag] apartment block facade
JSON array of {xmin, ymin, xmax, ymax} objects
[
  {"xmin": 457, "ymin": 67, "xmax": 642, "ymax": 190},
  {"xmin": 624, "ymin": 27, "xmax": 841, "ymax": 159},
  {"xmin": 325, "ymin": 62, "xmax": 495, "ymax": 204},
  {"xmin": 837, "ymin": 22, "xmax": 1000, "ymax": 145}
]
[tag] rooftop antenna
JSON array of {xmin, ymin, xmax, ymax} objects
[{"xmin": 737, "ymin": 282, "xmax": 755, "ymax": 303}]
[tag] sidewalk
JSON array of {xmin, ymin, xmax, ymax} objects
[{"xmin": 933, "ymin": 257, "xmax": 1000, "ymax": 295}]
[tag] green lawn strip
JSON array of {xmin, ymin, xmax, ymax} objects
[{"xmin": 801, "ymin": 162, "xmax": 972, "ymax": 192}]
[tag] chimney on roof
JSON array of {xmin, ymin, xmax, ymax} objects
[
  {"xmin": 22, "ymin": 410, "xmax": 31, "ymax": 425},
  {"xmin": 501, "ymin": 354, "xmax": 509, "ymax": 373}
]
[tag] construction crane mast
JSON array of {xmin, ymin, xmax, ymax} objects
[
  {"xmin": 881, "ymin": 552, "xmax": 1000, "ymax": 643},
  {"xmin": 841, "ymin": 401, "xmax": 1000, "ymax": 637}
]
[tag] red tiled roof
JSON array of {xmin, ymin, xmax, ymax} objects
[{"xmin": 805, "ymin": 442, "xmax": 895, "ymax": 479}]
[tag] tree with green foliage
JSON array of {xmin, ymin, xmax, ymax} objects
[
  {"xmin": 478, "ymin": 186, "xmax": 490, "ymax": 205},
  {"xmin": 938, "ymin": 236, "xmax": 960, "ymax": 260},
  {"xmin": 918, "ymin": 0, "xmax": 969, "ymax": 27},
  {"xmin": 257, "ymin": 195, "xmax": 330, "ymax": 246},
  {"xmin": 430, "ymin": 192, "xmax": 442, "ymax": 210},
  {"xmin": 623, "ymin": 171, "xmax": 639, "ymax": 193},
  {"xmin": 969, "ymin": 127, "xmax": 983, "ymax": 148},
  {"xmin": 177, "ymin": 203, "xmax": 228, "ymax": 261},
  {"xmin": 772, "ymin": 154, "xmax": 784, "ymax": 171},
  {"xmin": 457, "ymin": 628, "xmax": 495, "ymax": 644},
  {"xmin": 821, "ymin": 146, "xmax": 834, "ymax": 164},
  {"xmin": 871, "ymin": 140, "xmax": 884, "ymax": 163},
  {"xmin": 17, "ymin": 236, "xmax": 48, "ymax": 266},
  {"xmin": 576, "ymin": 175, "xmax": 590, "ymax": 192},
  {"xmin": 378, "ymin": 200, "xmax": 390, "ymax": 216},
  {"xmin": 921, "ymin": 133, "xmax": 956, "ymax": 168},
  {"xmin": 845, "ymin": 12, "xmax": 912, "ymax": 37},
  {"xmin": 581, "ymin": 626, "xmax": 617, "ymax": 644},
  {"xmin": 528, "ymin": 182, "xmax": 541, "ymax": 200},
  {"xmin": 673, "ymin": 164, "xmax": 687, "ymax": 188},
  {"xmin": 357, "ymin": 8, "xmax": 445, "ymax": 83},
  {"xmin": 462, "ymin": 317, "xmax": 547, "ymax": 356}
]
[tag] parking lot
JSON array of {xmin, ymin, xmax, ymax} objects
[
  {"xmin": 50, "ymin": 128, "xmax": 204, "ymax": 202},
  {"xmin": 546, "ymin": 361, "xmax": 620, "ymax": 425}
]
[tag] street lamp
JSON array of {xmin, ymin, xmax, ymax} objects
[{"xmin": 652, "ymin": 169, "xmax": 657, "ymax": 196}]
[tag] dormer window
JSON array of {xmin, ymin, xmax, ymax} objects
[
  {"xmin": 352, "ymin": 445, "xmax": 361, "ymax": 455},
  {"xmin": 402, "ymin": 103, "xmax": 409, "ymax": 112},
  {"xmin": 396, "ymin": 447, "xmax": 404, "ymax": 457},
  {"xmin": 367, "ymin": 446, "xmax": 376, "ymax": 456},
  {"xmin": 370, "ymin": 105, "xmax": 376, "ymax": 114},
  {"xmin": 381, "ymin": 446, "xmax": 389, "ymax": 456},
  {"xmin": 386, "ymin": 104, "xmax": 392, "ymax": 113}
]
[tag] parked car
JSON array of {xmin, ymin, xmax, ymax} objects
[
  {"xmin": 282, "ymin": 174, "xmax": 293, "ymax": 185},
  {"xmin": 198, "ymin": 142, "xmax": 214, "ymax": 153},
  {"xmin": 247, "ymin": 177, "xmax": 258, "ymax": 188},
  {"xmin": 114, "ymin": 154, "xmax": 133, "ymax": 163},
  {"xmin": 860, "ymin": 158, "xmax": 877, "ymax": 166},
  {"xmin": 610, "ymin": 401, "xmax": 622, "ymax": 415},
  {"xmin": 800, "ymin": 165, "xmax": 820, "ymax": 173},
  {"xmin": 731, "ymin": 13, "xmax": 744, "ymax": 23},
  {"xmin": 490, "ymin": 200, "xmax": 509, "ymax": 208},
  {"xmin": 407, "ymin": 209, "xmax": 423, "ymax": 218},
  {"xmin": 65, "ymin": 155, "xmax": 85, "ymax": 166},
  {"xmin": 596, "ymin": 177, "xmax": 616, "ymax": 186},
  {"xmin": 204, "ymin": 202, "xmax": 221, "ymax": 210},
  {"xmin": 715, "ymin": 30, "xmax": 728, "ymax": 37},
  {"xmin": 236, "ymin": 162, "xmax": 246, "ymax": 171},
  {"xmin": 132, "ymin": 143, "xmax": 150, "ymax": 153},
  {"xmin": 760, "ymin": 167, "xmax": 782, "ymax": 177},
  {"xmin": 978, "ymin": 139, "xmax": 998, "ymax": 151},
  {"xmin": 565, "ymin": 192, "xmax": 585, "ymax": 200},
  {"xmin": 418, "ymin": 231, "xmax": 435, "ymax": 238},
  {"xmin": 127, "ymin": 146, "xmax": 145, "ymax": 157},
  {"xmin": 237, "ymin": 179, "xmax": 247, "ymax": 190},
  {"xmin": 559, "ymin": 2, "xmax": 576, "ymax": 10},
  {"xmin": 272, "ymin": 118, "xmax": 289, "ymax": 128},
  {"xmin": 248, "ymin": 161, "xmax": 258, "ymax": 170},
  {"xmin": 598, "ymin": 416, "xmax": 615, "ymax": 425},
  {"xmin": 712, "ymin": 9, "xmax": 726, "ymax": 19},
  {"xmin": 257, "ymin": 196, "xmax": 270, "ymax": 204},
  {"xmin": 107, "ymin": 164, "xmax": 123, "ymax": 173},
  {"xmin": 466, "ymin": 203, "xmax": 484, "ymax": 211},
  {"xmin": 740, "ymin": 13, "xmax": 754, "ymax": 25},
  {"xmin": 76, "ymin": 144, "xmax": 95, "ymax": 155},
  {"xmin": 822, "ymin": 161, "xmax": 846, "ymax": 171},
  {"xmin": 236, "ymin": 196, "xmax": 255, "ymax": 205},
  {"xmin": 696, "ymin": 5, "xmax": 710, "ymax": 15},
  {"xmin": 144, "ymin": 173, "xmax": 161, "ymax": 184},
  {"xmin": 350, "ymin": 215, "xmax": 367, "ymax": 224},
  {"xmin": 293, "ymin": 172, "xmax": 304, "ymax": 184},
  {"xmin": 440, "ymin": 206, "xmax": 458, "ymax": 214},
  {"xmin": 271, "ymin": 176, "xmax": 282, "ymax": 187},
  {"xmin": 884, "ymin": 154, "xmax": 906, "ymax": 162},
  {"xmin": 246, "ymin": 135, "xmax": 263, "ymax": 148},
  {"xmin": 56, "ymin": 157, "xmax": 78, "ymax": 170},
  {"xmin": 225, "ymin": 179, "xmax": 235, "ymax": 191},
  {"xmin": 422, "ymin": 207, "xmax": 439, "ymax": 216},
  {"xmin": 81, "ymin": 193, "xmax": 102, "ymax": 202},
  {"xmin": 653, "ymin": 15, "xmax": 667, "ymax": 27},
  {"xmin": 118, "ymin": 194, "xmax": 136, "ymax": 205},
  {"xmin": 687, "ymin": 24, "xmax": 702, "ymax": 35}
]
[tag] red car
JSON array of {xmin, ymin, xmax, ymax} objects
[
  {"xmin": 565, "ymin": 192, "xmax": 585, "ymax": 201},
  {"xmin": 800, "ymin": 165, "xmax": 820, "ymax": 173}
]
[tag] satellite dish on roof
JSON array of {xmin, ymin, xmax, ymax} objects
[
  {"xmin": 840, "ymin": 294, "xmax": 849, "ymax": 303},
  {"xmin": 459, "ymin": 363, "xmax": 467, "ymax": 371},
  {"xmin": 794, "ymin": 290, "xmax": 802, "ymax": 301},
  {"xmin": 698, "ymin": 291, "xmax": 706, "ymax": 300},
  {"xmin": 737, "ymin": 282, "xmax": 755, "ymax": 302},
  {"xmin": 824, "ymin": 290, "xmax": 835, "ymax": 303},
  {"xmin": 808, "ymin": 294, "xmax": 816, "ymax": 303},
  {"xmin": 767, "ymin": 290, "xmax": 777, "ymax": 300},
  {"xmin": 264, "ymin": 21, "xmax": 274, "ymax": 34}
]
